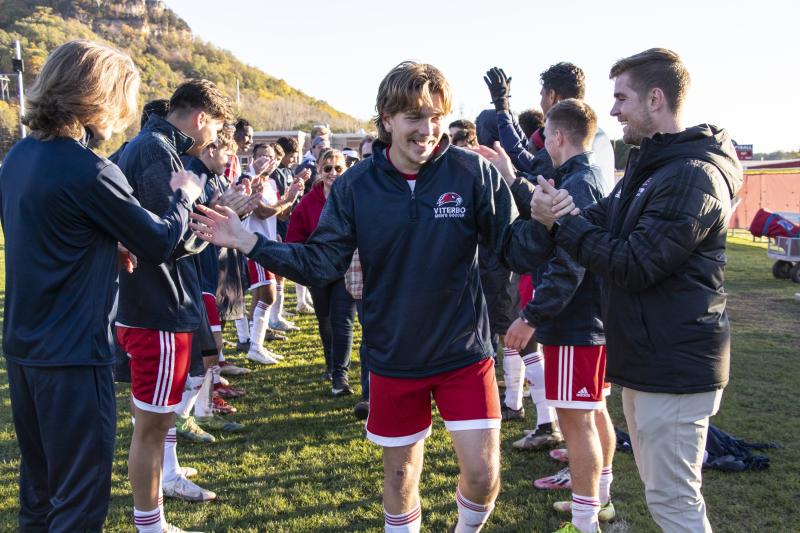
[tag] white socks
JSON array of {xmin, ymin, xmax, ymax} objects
[
  {"xmin": 571, "ymin": 493, "xmax": 600, "ymax": 533},
  {"xmin": 162, "ymin": 427, "xmax": 180, "ymax": 483},
  {"xmin": 234, "ymin": 316, "xmax": 250, "ymax": 343},
  {"xmin": 599, "ymin": 465, "xmax": 613, "ymax": 505},
  {"xmin": 176, "ymin": 375, "xmax": 203, "ymax": 418},
  {"xmin": 193, "ymin": 368, "xmax": 214, "ymax": 418},
  {"xmin": 502, "ymin": 347, "xmax": 524, "ymax": 410},
  {"xmin": 270, "ymin": 283, "xmax": 284, "ymax": 323},
  {"xmin": 133, "ymin": 487, "xmax": 164, "ymax": 533},
  {"xmin": 523, "ymin": 351, "xmax": 556, "ymax": 427},
  {"xmin": 251, "ymin": 301, "xmax": 270, "ymax": 348},
  {"xmin": 455, "ymin": 487, "xmax": 495, "ymax": 532},
  {"xmin": 384, "ymin": 504, "xmax": 421, "ymax": 532}
]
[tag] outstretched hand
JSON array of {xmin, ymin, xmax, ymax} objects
[
  {"xmin": 468, "ymin": 141, "xmax": 516, "ymax": 186},
  {"xmin": 531, "ymin": 176, "xmax": 580, "ymax": 229},
  {"xmin": 190, "ymin": 204, "xmax": 258, "ymax": 253},
  {"xmin": 483, "ymin": 67, "xmax": 512, "ymax": 110}
]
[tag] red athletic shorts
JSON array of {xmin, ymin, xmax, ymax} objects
[
  {"xmin": 543, "ymin": 345, "xmax": 607, "ymax": 409},
  {"xmin": 116, "ymin": 326, "xmax": 192, "ymax": 413},
  {"xmin": 366, "ymin": 358, "xmax": 501, "ymax": 447},
  {"xmin": 202, "ymin": 292, "xmax": 221, "ymax": 332},
  {"xmin": 247, "ymin": 259, "xmax": 274, "ymax": 289}
]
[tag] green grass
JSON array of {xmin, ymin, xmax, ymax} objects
[{"xmin": 0, "ymin": 233, "xmax": 798, "ymax": 532}]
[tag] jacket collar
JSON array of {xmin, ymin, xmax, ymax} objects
[
  {"xmin": 555, "ymin": 151, "xmax": 593, "ymax": 181},
  {"xmin": 143, "ymin": 115, "xmax": 195, "ymax": 155}
]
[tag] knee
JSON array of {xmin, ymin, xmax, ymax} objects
[
  {"xmin": 384, "ymin": 462, "xmax": 419, "ymax": 494},
  {"xmin": 461, "ymin": 460, "xmax": 500, "ymax": 497}
]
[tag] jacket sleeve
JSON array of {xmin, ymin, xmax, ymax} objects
[
  {"xmin": 555, "ymin": 168, "xmax": 724, "ymax": 292},
  {"xmin": 476, "ymin": 158, "xmax": 517, "ymax": 252},
  {"xmin": 285, "ymin": 198, "xmax": 310, "ymax": 244},
  {"xmin": 496, "ymin": 110, "xmax": 537, "ymax": 173},
  {"xmin": 520, "ymin": 177, "xmax": 602, "ymax": 325},
  {"xmin": 83, "ymin": 163, "xmax": 191, "ymax": 264},
  {"xmin": 246, "ymin": 177, "xmax": 356, "ymax": 286}
]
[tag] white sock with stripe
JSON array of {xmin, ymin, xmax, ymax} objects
[
  {"xmin": 193, "ymin": 368, "xmax": 214, "ymax": 418},
  {"xmin": 502, "ymin": 347, "xmax": 524, "ymax": 410},
  {"xmin": 296, "ymin": 284, "xmax": 309, "ymax": 309},
  {"xmin": 162, "ymin": 427, "xmax": 180, "ymax": 483},
  {"xmin": 599, "ymin": 465, "xmax": 613, "ymax": 505},
  {"xmin": 176, "ymin": 375, "xmax": 203, "ymax": 418},
  {"xmin": 455, "ymin": 487, "xmax": 494, "ymax": 532},
  {"xmin": 133, "ymin": 506, "xmax": 162, "ymax": 533},
  {"xmin": 270, "ymin": 283, "xmax": 284, "ymax": 323},
  {"xmin": 523, "ymin": 351, "xmax": 555, "ymax": 427},
  {"xmin": 251, "ymin": 301, "xmax": 270, "ymax": 348},
  {"xmin": 571, "ymin": 493, "xmax": 600, "ymax": 533},
  {"xmin": 234, "ymin": 316, "xmax": 250, "ymax": 343},
  {"xmin": 383, "ymin": 504, "xmax": 421, "ymax": 532}
]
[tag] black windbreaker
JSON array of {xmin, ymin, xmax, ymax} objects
[
  {"xmin": 244, "ymin": 137, "xmax": 527, "ymax": 377},
  {"xmin": 554, "ymin": 124, "xmax": 743, "ymax": 393}
]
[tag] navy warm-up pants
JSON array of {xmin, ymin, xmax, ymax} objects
[{"xmin": 5, "ymin": 359, "xmax": 115, "ymax": 532}]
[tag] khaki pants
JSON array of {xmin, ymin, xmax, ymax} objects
[{"xmin": 622, "ymin": 387, "xmax": 723, "ymax": 533}]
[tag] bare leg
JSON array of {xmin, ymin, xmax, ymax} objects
[{"xmin": 382, "ymin": 441, "xmax": 425, "ymax": 514}]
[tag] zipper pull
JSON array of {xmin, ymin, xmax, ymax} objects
[{"xmin": 410, "ymin": 192, "xmax": 417, "ymax": 220}]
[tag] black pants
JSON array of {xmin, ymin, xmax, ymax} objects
[
  {"xmin": 6, "ymin": 360, "xmax": 115, "ymax": 532},
  {"xmin": 309, "ymin": 278, "xmax": 355, "ymax": 379},
  {"xmin": 355, "ymin": 299, "xmax": 369, "ymax": 399}
]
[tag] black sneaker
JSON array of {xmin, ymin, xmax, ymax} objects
[
  {"xmin": 236, "ymin": 339, "xmax": 250, "ymax": 352},
  {"xmin": 353, "ymin": 400, "xmax": 369, "ymax": 420},
  {"xmin": 332, "ymin": 375, "xmax": 353, "ymax": 397},
  {"xmin": 321, "ymin": 370, "xmax": 332, "ymax": 382},
  {"xmin": 501, "ymin": 402, "xmax": 525, "ymax": 421}
]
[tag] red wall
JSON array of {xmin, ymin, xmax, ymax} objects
[{"xmin": 730, "ymin": 171, "xmax": 800, "ymax": 228}]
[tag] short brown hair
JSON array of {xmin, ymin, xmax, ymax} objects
[
  {"xmin": 169, "ymin": 79, "xmax": 233, "ymax": 122},
  {"xmin": 609, "ymin": 48, "xmax": 690, "ymax": 113},
  {"xmin": 214, "ymin": 126, "xmax": 236, "ymax": 152},
  {"xmin": 24, "ymin": 40, "xmax": 140, "ymax": 140},
  {"xmin": 546, "ymin": 98, "xmax": 597, "ymax": 148},
  {"xmin": 373, "ymin": 61, "xmax": 452, "ymax": 143}
]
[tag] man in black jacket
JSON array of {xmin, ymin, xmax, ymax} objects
[
  {"xmin": 0, "ymin": 41, "xmax": 204, "ymax": 532},
  {"xmin": 530, "ymin": 48, "xmax": 743, "ymax": 533},
  {"xmin": 189, "ymin": 61, "xmax": 537, "ymax": 533}
]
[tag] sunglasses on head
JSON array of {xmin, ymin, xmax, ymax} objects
[{"xmin": 323, "ymin": 164, "xmax": 345, "ymax": 173}]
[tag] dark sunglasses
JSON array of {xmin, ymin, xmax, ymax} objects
[
  {"xmin": 323, "ymin": 165, "xmax": 345, "ymax": 173},
  {"xmin": 361, "ymin": 153, "xmax": 372, "ymax": 158}
]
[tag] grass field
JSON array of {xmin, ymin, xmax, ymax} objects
[{"xmin": 0, "ymin": 233, "xmax": 798, "ymax": 532}]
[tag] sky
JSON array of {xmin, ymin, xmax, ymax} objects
[{"xmin": 166, "ymin": 0, "xmax": 799, "ymax": 153}]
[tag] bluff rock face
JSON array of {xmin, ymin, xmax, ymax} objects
[{"xmin": 0, "ymin": 0, "xmax": 365, "ymax": 155}]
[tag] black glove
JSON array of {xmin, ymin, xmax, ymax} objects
[{"xmin": 484, "ymin": 67, "xmax": 512, "ymax": 111}]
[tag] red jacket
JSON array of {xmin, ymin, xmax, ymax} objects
[{"xmin": 286, "ymin": 180, "xmax": 327, "ymax": 243}]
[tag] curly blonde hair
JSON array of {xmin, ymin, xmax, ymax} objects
[{"xmin": 24, "ymin": 40, "xmax": 140, "ymax": 140}]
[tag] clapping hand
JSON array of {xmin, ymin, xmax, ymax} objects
[
  {"xmin": 467, "ymin": 141, "xmax": 516, "ymax": 186},
  {"xmin": 531, "ymin": 176, "xmax": 580, "ymax": 229},
  {"xmin": 191, "ymin": 204, "xmax": 258, "ymax": 253}
]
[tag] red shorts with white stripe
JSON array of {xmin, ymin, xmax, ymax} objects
[
  {"xmin": 202, "ymin": 292, "xmax": 221, "ymax": 332},
  {"xmin": 116, "ymin": 326, "xmax": 192, "ymax": 413},
  {"xmin": 543, "ymin": 345, "xmax": 607, "ymax": 410},
  {"xmin": 366, "ymin": 358, "xmax": 501, "ymax": 447},
  {"xmin": 247, "ymin": 259, "xmax": 274, "ymax": 289}
]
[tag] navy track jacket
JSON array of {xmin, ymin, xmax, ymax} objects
[
  {"xmin": 245, "ymin": 137, "xmax": 531, "ymax": 378},
  {"xmin": 0, "ymin": 134, "xmax": 192, "ymax": 366}
]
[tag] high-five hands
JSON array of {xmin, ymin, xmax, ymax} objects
[
  {"xmin": 531, "ymin": 176, "xmax": 580, "ymax": 230},
  {"xmin": 190, "ymin": 204, "xmax": 258, "ymax": 253},
  {"xmin": 467, "ymin": 141, "xmax": 516, "ymax": 186}
]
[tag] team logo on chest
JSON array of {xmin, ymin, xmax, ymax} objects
[{"xmin": 434, "ymin": 192, "xmax": 467, "ymax": 218}]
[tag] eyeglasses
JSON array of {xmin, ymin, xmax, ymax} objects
[
  {"xmin": 323, "ymin": 165, "xmax": 345, "ymax": 173},
  {"xmin": 361, "ymin": 153, "xmax": 372, "ymax": 158}
]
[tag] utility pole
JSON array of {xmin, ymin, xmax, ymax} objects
[
  {"xmin": 12, "ymin": 40, "xmax": 25, "ymax": 138},
  {"xmin": 236, "ymin": 78, "xmax": 240, "ymax": 111}
]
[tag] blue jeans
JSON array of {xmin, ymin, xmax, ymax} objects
[{"xmin": 309, "ymin": 278, "xmax": 355, "ymax": 379}]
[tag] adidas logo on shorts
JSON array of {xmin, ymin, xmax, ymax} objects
[{"xmin": 576, "ymin": 387, "xmax": 591, "ymax": 398}]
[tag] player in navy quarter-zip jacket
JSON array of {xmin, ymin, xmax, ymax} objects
[
  {"xmin": 0, "ymin": 41, "xmax": 204, "ymax": 533},
  {"xmin": 189, "ymin": 61, "xmax": 551, "ymax": 533}
]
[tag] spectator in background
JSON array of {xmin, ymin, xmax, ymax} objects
[
  {"xmin": 518, "ymin": 108, "xmax": 545, "ymax": 146},
  {"xmin": 343, "ymin": 146, "xmax": 360, "ymax": 167},
  {"xmin": 359, "ymin": 134, "xmax": 375, "ymax": 159},
  {"xmin": 448, "ymin": 118, "xmax": 476, "ymax": 138},
  {"xmin": 452, "ymin": 128, "xmax": 478, "ymax": 148},
  {"xmin": 226, "ymin": 118, "xmax": 253, "ymax": 180},
  {"xmin": 296, "ymin": 135, "xmax": 330, "ymax": 189}
]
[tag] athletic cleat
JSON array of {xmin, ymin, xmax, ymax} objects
[
  {"xmin": 265, "ymin": 329, "xmax": 287, "ymax": 341},
  {"xmin": 553, "ymin": 500, "xmax": 616, "ymax": 523},
  {"xmin": 551, "ymin": 522, "xmax": 599, "ymax": 533},
  {"xmin": 246, "ymin": 344, "xmax": 280, "ymax": 365},
  {"xmin": 501, "ymin": 402, "xmax": 525, "ymax": 421},
  {"xmin": 175, "ymin": 415, "xmax": 215, "ymax": 443},
  {"xmin": 162, "ymin": 474, "xmax": 216, "ymax": 502},
  {"xmin": 354, "ymin": 400, "xmax": 369, "ymax": 420},
  {"xmin": 534, "ymin": 467, "xmax": 572, "ymax": 490},
  {"xmin": 211, "ymin": 393, "xmax": 237, "ymax": 415},
  {"xmin": 550, "ymin": 448, "xmax": 569, "ymax": 463},
  {"xmin": 196, "ymin": 415, "xmax": 245, "ymax": 432},
  {"xmin": 219, "ymin": 360, "xmax": 251, "ymax": 376},
  {"xmin": 296, "ymin": 304, "xmax": 315, "ymax": 314},
  {"xmin": 513, "ymin": 426, "xmax": 564, "ymax": 450},
  {"xmin": 180, "ymin": 466, "xmax": 198, "ymax": 478},
  {"xmin": 214, "ymin": 383, "xmax": 246, "ymax": 399},
  {"xmin": 332, "ymin": 375, "xmax": 354, "ymax": 397},
  {"xmin": 269, "ymin": 318, "xmax": 300, "ymax": 332},
  {"xmin": 321, "ymin": 370, "xmax": 332, "ymax": 382}
]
